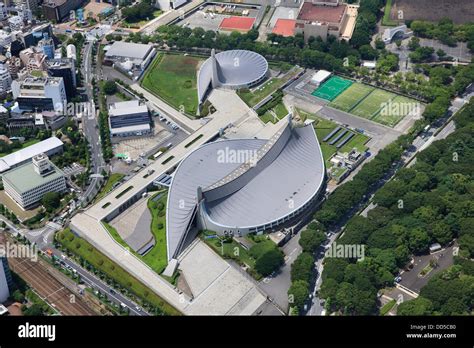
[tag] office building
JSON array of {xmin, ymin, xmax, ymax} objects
[
  {"xmin": 0, "ymin": 64, "xmax": 12, "ymax": 93},
  {"xmin": 46, "ymin": 58, "xmax": 76, "ymax": 101},
  {"xmin": 42, "ymin": 0, "xmax": 86, "ymax": 23},
  {"xmin": 12, "ymin": 0, "xmax": 41, "ymax": 13},
  {"xmin": 295, "ymin": 0, "xmax": 358, "ymax": 42},
  {"xmin": 11, "ymin": 76, "xmax": 67, "ymax": 112},
  {"xmin": 8, "ymin": 16, "xmax": 24, "ymax": 32},
  {"xmin": 0, "ymin": 136, "xmax": 63, "ymax": 173},
  {"xmin": 108, "ymin": 100, "xmax": 151, "ymax": 137},
  {"xmin": 0, "ymin": 31, "xmax": 13, "ymax": 48},
  {"xmin": 21, "ymin": 23, "xmax": 53, "ymax": 49},
  {"xmin": 2, "ymin": 153, "xmax": 67, "ymax": 209},
  {"xmin": 19, "ymin": 47, "xmax": 47, "ymax": 73},
  {"xmin": 104, "ymin": 41, "xmax": 156, "ymax": 70},
  {"xmin": 38, "ymin": 36, "xmax": 55, "ymax": 59},
  {"xmin": 0, "ymin": 257, "xmax": 12, "ymax": 303},
  {"xmin": 0, "ymin": 4, "xmax": 7, "ymax": 22}
]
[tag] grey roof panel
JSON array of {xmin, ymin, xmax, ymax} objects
[
  {"xmin": 204, "ymin": 125, "xmax": 325, "ymax": 228},
  {"xmin": 166, "ymin": 138, "xmax": 266, "ymax": 259},
  {"xmin": 166, "ymin": 124, "xmax": 325, "ymax": 260},
  {"xmin": 197, "ymin": 50, "xmax": 268, "ymax": 103}
]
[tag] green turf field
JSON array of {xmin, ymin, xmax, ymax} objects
[
  {"xmin": 141, "ymin": 53, "xmax": 202, "ymax": 116},
  {"xmin": 350, "ymin": 89, "xmax": 397, "ymax": 120},
  {"xmin": 329, "ymin": 83, "xmax": 374, "ymax": 112},
  {"xmin": 372, "ymin": 95, "xmax": 420, "ymax": 127},
  {"xmin": 312, "ymin": 76, "xmax": 353, "ymax": 101},
  {"xmin": 310, "ymin": 114, "xmax": 370, "ymax": 163}
]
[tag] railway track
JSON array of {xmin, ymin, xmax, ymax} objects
[{"xmin": 9, "ymin": 256, "xmax": 96, "ymax": 316}]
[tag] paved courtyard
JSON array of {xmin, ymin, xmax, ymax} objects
[
  {"xmin": 110, "ymin": 197, "xmax": 153, "ymax": 254},
  {"xmin": 178, "ymin": 240, "xmax": 267, "ymax": 315},
  {"xmin": 112, "ymin": 127, "xmax": 173, "ymax": 161}
]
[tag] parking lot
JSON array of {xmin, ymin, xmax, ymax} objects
[
  {"xmin": 175, "ymin": 3, "xmax": 260, "ymax": 31},
  {"xmin": 398, "ymin": 245, "xmax": 457, "ymax": 294},
  {"xmin": 419, "ymin": 38, "xmax": 472, "ymax": 62},
  {"xmin": 112, "ymin": 127, "xmax": 173, "ymax": 161}
]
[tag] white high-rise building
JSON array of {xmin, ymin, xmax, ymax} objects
[
  {"xmin": 0, "ymin": 3, "xmax": 8, "ymax": 21},
  {"xmin": 12, "ymin": 76, "xmax": 67, "ymax": 112},
  {"xmin": 0, "ymin": 258, "xmax": 10, "ymax": 303},
  {"xmin": 12, "ymin": 0, "xmax": 40, "ymax": 13},
  {"xmin": 0, "ymin": 31, "xmax": 12, "ymax": 48},
  {"xmin": 2, "ymin": 153, "xmax": 67, "ymax": 209},
  {"xmin": 8, "ymin": 16, "xmax": 24, "ymax": 32},
  {"xmin": 0, "ymin": 64, "xmax": 12, "ymax": 93}
]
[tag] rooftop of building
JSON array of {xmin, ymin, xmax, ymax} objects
[
  {"xmin": 20, "ymin": 75, "xmax": 63, "ymax": 86},
  {"xmin": 110, "ymin": 123, "xmax": 151, "ymax": 134},
  {"xmin": 2, "ymin": 158, "xmax": 64, "ymax": 194},
  {"xmin": 0, "ymin": 136, "xmax": 63, "ymax": 173},
  {"xmin": 46, "ymin": 58, "xmax": 74, "ymax": 68},
  {"xmin": 297, "ymin": 1, "xmax": 346, "ymax": 23},
  {"xmin": 166, "ymin": 121, "xmax": 325, "ymax": 259},
  {"xmin": 108, "ymin": 100, "xmax": 148, "ymax": 118},
  {"xmin": 104, "ymin": 41, "xmax": 154, "ymax": 60}
]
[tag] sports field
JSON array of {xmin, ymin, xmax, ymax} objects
[
  {"xmin": 350, "ymin": 89, "xmax": 397, "ymax": 119},
  {"xmin": 329, "ymin": 83, "xmax": 374, "ymax": 112},
  {"xmin": 312, "ymin": 76, "xmax": 353, "ymax": 101},
  {"xmin": 141, "ymin": 53, "xmax": 202, "ymax": 116},
  {"xmin": 372, "ymin": 95, "xmax": 419, "ymax": 127}
]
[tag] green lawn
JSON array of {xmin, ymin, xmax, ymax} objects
[
  {"xmin": 56, "ymin": 228, "xmax": 180, "ymax": 315},
  {"xmin": 102, "ymin": 192, "xmax": 168, "ymax": 275},
  {"xmin": 380, "ymin": 299, "xmax": 396, "ymax": 315},
  {"xmin": 0, "ymin": 138, "xmax": 40, "ymax": 157},
  {"xmin": 142, "ymin": 192, "xmax": 168, "ymax": 274},
  {"xmin": 372, "ymin": 95, "xmax": 419, "ymax": 127},
  {"xmin": 302, "ymin": 111, "xmax": 370, "ymax": 163},
  {"xmin": 94, "ymin": 173, "xmax": 125, "ymax": 202},
  {"xmin": 141, "ymin": 53, "xmax": 202, "ymax": 116},
  {"xmin": 329, "ymin": 83, "xmax": 374, "ymax": 112},
  {"xmin": 238, "ymin": 78, "xmax": 285, "ymax": 107},
  {"xmin": 351, "ymin": 89, "xmax": 397, "ymax": 120},
  {"xmin": 122, "ymin": 10, "xmax": 163, "ymax": 28},
  {"xmin": 259, "ymin": 102, "xmax": 288, "ymax": 124},
  {"xmin": 382, "ymin": 0, "xmax": 398, "ymax": 26},
  {"xmin": 203, "ymin": 234, "xmax": 256, "ymax": 269},
  {"xmin": 238, "ymin": 66, "xmax": 301, "ymax": 107}
]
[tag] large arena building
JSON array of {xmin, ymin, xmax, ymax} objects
[
  {"xmin": 166, "ymin": 118, "xmax": 326, "ymax": 260},
  {"xmin": 197, "ymin": 49, "xmax": 269, "ymax": 108}
]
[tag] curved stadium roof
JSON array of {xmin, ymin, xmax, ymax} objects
[
  {"xmin": 166, "ymin": 123, "xmax": 325, "ymax": 260},
  {"xmin": 197, "ymin": 49, "xmax": 269, "ymax": 104}
]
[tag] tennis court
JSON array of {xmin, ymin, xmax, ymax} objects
[
  {"xmin": 350, "ymin": 89, "xmax": 397, "ymax": 119},
  {"xmin": 329, "ymin": 83, "xmax": 374, "ymax": 112},
  {"xmin": 312, "ymin": 76, "xmax": 353, "ymax": 101}
]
